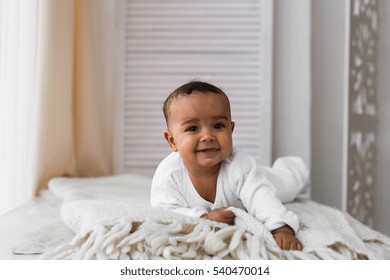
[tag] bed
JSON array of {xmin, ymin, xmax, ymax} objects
[{"xmin": 1, "ymin": 173, "xmax": 389, "ymax": 260}]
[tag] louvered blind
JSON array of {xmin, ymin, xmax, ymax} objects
[{"xmin": 115, "ymin": 0, "xmax": 273, "ymax": 176}]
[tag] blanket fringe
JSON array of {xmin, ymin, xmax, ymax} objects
[
  {"xmin": 41, "ymin": 215, "xmax": 379, "ymax": 260},
  {"xmin": 40, "ymin": 216, "xmax": 292, "ymax": 260},
  {"xmin": 41, "ymin": 206, "xmax": 390, "ymax": 260}
]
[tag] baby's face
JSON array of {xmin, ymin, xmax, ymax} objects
[{"xmin": 164, "ymin": 92, "xmax": 234, "ymax": 172}]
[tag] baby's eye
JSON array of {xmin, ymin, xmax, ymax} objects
[
  {"xmin": 186, "ymin": 126, "xmax": 198, "ymax": 132},
  {"xmin": 214, "ymin": 123, "xmax": 226, "ymax": 129}
]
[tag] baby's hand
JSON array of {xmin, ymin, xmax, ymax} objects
[
  {"xmin": 201, "ymin": 208, "xmax": 235, "ymax": 225},
  {"xmin": 272, "ymin": 225, "xmax": 303, "ymax": 251}
]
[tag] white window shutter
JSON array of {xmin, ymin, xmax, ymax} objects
[{"xmin": 115, "ymin": 0, "xmax": 273, "ymax": 176}]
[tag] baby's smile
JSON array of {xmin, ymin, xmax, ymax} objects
[{"xmin": 195, "ymin": 148, "xmax": 220, "ymax": 153}]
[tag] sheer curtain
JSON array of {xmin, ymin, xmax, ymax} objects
[
  {"xmin": 0, "ymin": 0, "xmax": 39, "ymax": 215},
  {"xmin": 0, "ymin": 0, "xmax": 116, "ymax": 215}
]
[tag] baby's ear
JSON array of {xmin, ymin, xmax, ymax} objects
[{"xmin": 164, "ymin": 130, "xmax": 178, "ymax": 151}]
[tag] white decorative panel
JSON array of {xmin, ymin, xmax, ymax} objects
[
  {"xmin": 347, "ymin": 0, "xmax": 379, "ymax": 226},
  {"xmin": 116, "ymin": 0, "xmax": 273, "ymax": 176}
]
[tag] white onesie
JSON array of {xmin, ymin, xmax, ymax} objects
[{"xmin": 151, "ymin": 150, "xmax": 307, "ymax": 233}]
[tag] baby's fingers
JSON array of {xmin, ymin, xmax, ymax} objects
[
  {"xmin": 223, "ymin": 210, "xmax": 235, "ymax": 224},
  {"xmin": 294, "ymin": 240, "xmax": 304, "ymax": 251},
  {"xmin": 222, "ymin": 209, "xmax": 235, "ymax": 218}
]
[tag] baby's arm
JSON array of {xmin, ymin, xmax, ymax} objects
[
  {"xmin": 231, "ymin": 152, "xmax": 302, "ymax": 250},
  {"xmin": 271, "ymin": 225, "xmax": 303, "ymax": 251},
  {"xmin": 151, "ymin": 180, "xmax": 209, "ymax": 218},
  {"xmin": 201, "ymin": 208, "xmax": 235, "ymax": 225}
]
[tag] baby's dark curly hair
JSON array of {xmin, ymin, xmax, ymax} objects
[{"xmin": 163, "ymin": 81, "xmax": 231, "ymax": 126}]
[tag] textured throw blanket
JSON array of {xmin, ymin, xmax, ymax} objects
[{"xmin": 42, "ymin": 174, "xmax": 390, "ymax": 260}]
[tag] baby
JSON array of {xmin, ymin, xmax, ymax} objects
[{"xmin": 151, "ymin": 81, "xmax": 304, "ymax": 251}]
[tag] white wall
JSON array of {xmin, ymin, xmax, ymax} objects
[
  {"xmin": 310, "ymin": 0, "xmax": 348, "ymax": 209},
  {"xmin": 310, "ymin": 0, "xmax": 389, "ymax": 237},
  {"xmin": 375, "ymin": 0, "xmax": 390, "ymax": 236},
  {"xmin": 273, "ymin": 0, "xmax": 311, "ymax": 167}
]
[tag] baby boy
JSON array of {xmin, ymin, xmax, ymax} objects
[{"xmin": 151, "ymin": 81, "xmax": 303, "ymax": 251}]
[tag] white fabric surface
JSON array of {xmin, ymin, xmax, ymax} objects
[
  {"xmin": 41, "ymin": 174, "xmax": 390, "ymax": 260},
  {"xmin": 0, "ymin": 191, "xmax": 73, "ymax": 260}
]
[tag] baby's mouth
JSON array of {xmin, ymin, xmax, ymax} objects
[{"xmin": 195, "ymin": 148, "xmax": 220, "ymax": 153}]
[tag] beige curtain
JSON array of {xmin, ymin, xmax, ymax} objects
[{"xmin": 31, "ymin": 0, "xmax": 116, "ymax": 195}]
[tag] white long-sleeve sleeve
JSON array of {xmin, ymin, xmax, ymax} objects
[{"xmin": 227, "ymin": 152, "xmax": 300, "ymax": 233}]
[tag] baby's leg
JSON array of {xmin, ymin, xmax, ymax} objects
[{"xmin": 259, "ymin": 157, "xmax": 310, "ymax": 203}]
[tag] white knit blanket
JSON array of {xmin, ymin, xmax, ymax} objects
[{"xmin": 42, "ymin": 174, "xmax": 390, "ymax": 260}]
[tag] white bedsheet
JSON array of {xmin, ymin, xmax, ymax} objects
[
  {"xmin": 1, "ymin": 174, "xmax": 390, "ymax": 260},
  {"xmin": 0, "ymin": 191, "xmax": 73, "ymax": 260}
]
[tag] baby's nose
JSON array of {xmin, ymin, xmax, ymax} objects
[{"xmin": 200, "ymin": 129, "xmax": 216, "ymax": 141}]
